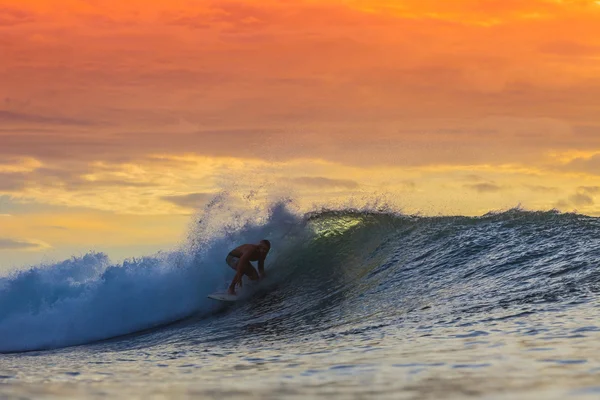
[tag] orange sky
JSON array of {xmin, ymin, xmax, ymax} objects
[{"xmin": 2, "ymin": 0, "xmax": 600, "ymax": 268}]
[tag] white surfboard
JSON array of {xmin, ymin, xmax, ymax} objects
[{"xmin": 207, "ymin": 292, "xmax": 238, "ymax": 302}]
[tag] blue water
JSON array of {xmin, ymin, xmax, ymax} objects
[{"xmin": 1, "ymin": 203, "xmax": 600, "ymax": 399}]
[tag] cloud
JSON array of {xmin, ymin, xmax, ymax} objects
[
  {"xmin": 168, "ymin": 2, "xmax": 274, "ymax": 31},
  {"xmin": 562, "ymin": 154, "xmax": 600, "ymax": 175},
  {"xmin": 0, "ymin": 110, "xmax": 95, "ymax": 126},
  {"xmin": 0, "ymin": 128, "xmax": 285, "ymax": 164},
  {"xmin": 2, "ymin": 0, "xmax": 600, "ymax": 171},
  {"xmin": 526, "ymin": 185, "xmax": 560, "ymax": 194},
  {"xmin": 570, "ymin": 193, "xmax": 594, "ymax": 207},
  {"xmin": 463, "ymin": 174, "xmax": 484, "ymax": 182},
  {"xmin": 0, "ymin": 173, "xmax": 26, "ymax": 191},
  {"xmin": 164, "ymin": 1, "xmax": 394, "ymax": 33},
  {"xmin": 1, "ymin": 166, "xmax": 158, "ymax": 192},
  {"xmin": 161, "ymin": 192, "xmax": 214, "ymax": 209},
  {"xmin": 167, "ymin": 15, "xmax": 211, "ymax": 29},
  {"xmin": 0, "ymin": 131, "xmax": 118, "ymax": 161},
  {"xmin": 0, "ymin": 238, "xmax": 46, "ymax": 251},
  {"xmin": 578, "ymin": 186, "xmax": 600, "ymax": 195},
  {"xmin": 464, "ymin": 183, "xmax": 503, "ymax": 193},
  {"xmin": 72, "ymin": 179, "xmax": 156, "ymax": 189},
  {"xmin": 554, "ymin": 200, "xmax": 570, "ymax": 209},
  {"xmin": 290, "ymin": 176, "xmax": 360, "ymax": 189},
  {"xmin": 41, "ymin": 225, "xmax": 69, "ymax": 230},
  {"xmin": 539, "ymin": 41, "xmax": 600, "ymax": 57},
  {"xmin": 0, "ymin": 7, "xmax": 35, "ymax": 26},
  {"xmin": 2, "ymin": 1, "xmax": 600, "ymax": 181},
  {"xmin": 0, "ymin": 195, "xmax": 100, "ymax": 215},
  {"xmin": 555, "ymin": 188, "xmax": 596, "ymax": 209}
]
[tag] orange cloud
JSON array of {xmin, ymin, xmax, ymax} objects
[{"xmin": 2, "ymin": 2, "xmax": 600, "ymax": 222}]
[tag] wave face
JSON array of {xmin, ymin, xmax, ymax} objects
[
  {"xmin": 1, "ymin": 203, "xmax": 599, "ymax": 353},
  {"xmin": 215, "ymin": 208, "xmax": 600, "ymax": 348}
]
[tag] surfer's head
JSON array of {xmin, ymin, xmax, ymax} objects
[{"xmin": 258, "ymin": 239, "xmax": 271, "ymax": 255}]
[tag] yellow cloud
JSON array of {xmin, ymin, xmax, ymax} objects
[
  {"xmin": 3, "ymin": 150, "xmax": 600, "ymax": 270},
  {"xmin": 0, "ymin": 237, "xmax": 51, "ymax": 252},
  {"xmin": 0, "ymin": 157, "xmax": 43, "ymax": 173},
  {"xmin": 4, "ymin": 153, "xmax": 598, "ymax": 217}
]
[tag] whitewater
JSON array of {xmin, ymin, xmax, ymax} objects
[{"xmin": 1, "ymin": 199, "xmax": 600, "ymax": 399}]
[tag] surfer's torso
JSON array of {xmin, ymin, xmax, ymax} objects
[{"xmin": 228, "ymin": 244, "xmax": 264, "ymax": 262}]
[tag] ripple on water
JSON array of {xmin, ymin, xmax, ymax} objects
[
  {"xmin": 526, "ymin": 347, "xmax": 555, "ymax": 352},
  {"xmin": 572, "ymin": 326, "xmax": 599, "ymax": 333},
  {"xmin": 393, "ymin": 363, "xmax": 446, "ymax": 368},
  {"xmin": 540, "ymin": 359, "xmax": 587, "ymax": 365},
  {"xmin": 329, "ymin": 365, "xmax": 354, "ymax": 370},
  {"xmin": 453, "ymin": 331, "xmax": 489, "ymax": 338},
  {"xmin": 452, "ymin": 363, "xmax": 492, "ymax": 369}
]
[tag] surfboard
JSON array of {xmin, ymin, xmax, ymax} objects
[
  {"xmin": 208, "ymin": 278, "xmax": 265, "ymax": 303},
  {"xmin": 207, "ymin": 292, "xmax": 238, "ymax": 302}
]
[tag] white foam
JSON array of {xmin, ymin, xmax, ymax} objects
[{"xmin": 0, "ymin": 197, "xmax": 303, "ymax": 352}]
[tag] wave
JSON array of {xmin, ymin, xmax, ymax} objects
[
  {"xmin": 0, "ymin": 198, "xmax": 304, "ymax": 353},
  {"xmin": 260, "ymin": 208, "xmax": 600, "ymax": 339},
  {"xmin": 1, "ymin": 199, "xmax": 599, "ymax": 353}
]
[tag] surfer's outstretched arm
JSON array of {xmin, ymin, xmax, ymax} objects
[{"xmin": 258, "ymin": 258, "xmax": 265, "ymax": 278}]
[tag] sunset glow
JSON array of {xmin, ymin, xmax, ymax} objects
[{"xmin": 2, "ymin": 0, "xmax": 600, "ymax": 268}]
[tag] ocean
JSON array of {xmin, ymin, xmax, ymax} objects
[{"xmin": 1, "ymin": 202, "xmax": 600, "ymax": 399}]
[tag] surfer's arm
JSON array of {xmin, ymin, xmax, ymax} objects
[
  {"xmin": 228, "ymin": 252, "xmax": 251, "ymax": 294},
  {"xmin": 258, "ymin": 258, "xmax": 265, "ymax": 278}
]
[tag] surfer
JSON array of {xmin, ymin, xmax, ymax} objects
[{"xmin": 226, "ymin": 240, "xmax": 271, "ymax": 295}]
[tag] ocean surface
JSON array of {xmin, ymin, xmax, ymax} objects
[{"xmin": 1, "ymin": 202, "xmax": 600, "ymax": 399}]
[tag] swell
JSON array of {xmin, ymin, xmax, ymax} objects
[
  {"xmin": 219, "ymin": 209, "xmax": 600, "ymax": 343},
  {"xmin": 1, "ymin": 204, "xmax": 599, "ymax": 353}
]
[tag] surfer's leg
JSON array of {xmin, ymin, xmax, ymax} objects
[
  {"xmin": 242, "ymin": 261, "xmax": 260, "ymax": 281},
  {"xmin": 226, "ymin": 255, "xmax": 246, "ymax": 289}
]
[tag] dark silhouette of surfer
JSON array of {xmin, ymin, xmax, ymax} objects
[{"xmin": 226, "ymin": 240, "xmax": 270, "ymax": 295}]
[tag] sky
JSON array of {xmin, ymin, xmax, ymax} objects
[{"xmin": 2, "ymin": 0, "xmax": 600, "ymax": 269}]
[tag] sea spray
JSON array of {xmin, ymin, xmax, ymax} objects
[{"xmin": 0, "ymin": 198, "xmax": 304, "ymax": 352}]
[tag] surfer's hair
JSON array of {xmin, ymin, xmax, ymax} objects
[{"xmin": 260, "ymin": 239, "xmax": 271, "ymax": 249}]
